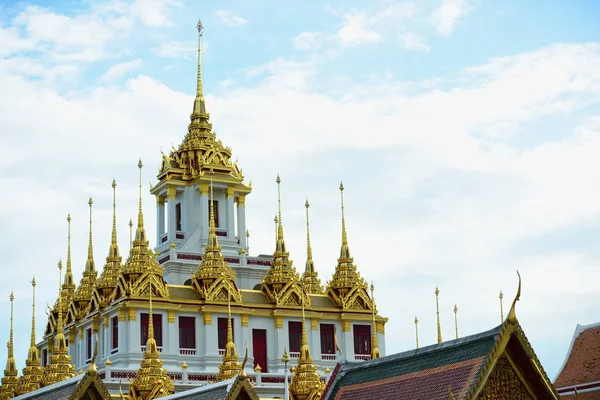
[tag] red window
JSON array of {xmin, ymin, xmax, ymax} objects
[
  {"xmin": 218, "ymin": 317, "xmax": 234, "ymax": 349},
  {"xmin": 320, "ymin": 324, "xmax": 335, "ymax": 354},
  {"xmin": 353, "ymin": 325, "xmax": 371, "ymax": 355},
  {"xmin": 141, "ymin": 313, "xmax": 163, "ymax": 347},
  {"xmin": 288, "ymin": 321, "xmax": 302, "ymax": 353},
  {"xmin": 176, "ymin": 203, "xmax": 182, "ymax": 231},
  {"xmin": 179, "ymin": 316, "xmax": 196, "ymax": 349},
  {"xmin": 86, "ymin": 328, "xmax": 92, "ymax": 360},
  {"xmin": 111, "ymin": 316, "xmax": 118, "ymax": 350}
]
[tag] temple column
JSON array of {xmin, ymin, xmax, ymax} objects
[
  {"xmin": 226, "ymin": 187, "xmax": 235, "ymax": 240},
  {"xmin": 275, "ymin": 317, "xmax": 286, "ymax": 372},
  {"xmin": 168, "ymin": 312, "xmax": 177, "ymax": 355},
  {"xmin": 156, "ymin": 195, "xmax": 166, "ymax": 245},
  {"xmin": 199, "ymin": 183, "xmax": 209, "ymax": 241},
  {"xmin": 342, "ymin": 321, "xmax": 353, "ymax": 360},
  {"xmin": 202, "ymin": 312, "xmax": 217, "ymax": 356},
  {"xmin": 237, "ymin": 195, "xmax": 247, "ymax": 248},
  {"xmin": 167, "ymin": 187, "xmax": 177, "ymax": 242},
  {"xmin": 118, "ymin": 307, "xmax": 127, "ymax": 354}
]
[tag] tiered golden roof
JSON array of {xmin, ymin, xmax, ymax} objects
[
  {"xmin": 71, "ymin": 198, "xmax": 98, "ymax": 320},
  {"xmin": 326, "ymin": 183, "xmax": 372, "ymax": 311},
  {"xmin": 261, "ymin": 175, "xmax": 305, "ymax": 306},
  {"xmin": 289, "ymin": 287, "xmax": 325, "ymax": 400},
  {"xmin": 94, "ymin": 180, "xmax": 123, "ymax": 307},
  {"xmin": 128, "ymin": 292, "xmax": 174, "ymax": 400},
  {"xmin": 0, "ymin": 292, "xmax": 19, "ymax": 400},
  {"xmin": 216, "ymin": 293, "xmax": 241, "ymax": 382},
  {"xmin": 17, "ymin": 278, "xmax": 44, "ymax": 395},
  {"xmin": 117, "ymin": 160, "xmax": 169, "ymax": 299},
  {"xmin": 192, "ymin": 173, "xmax": 241, "ymax": 303},
  {"xmin": 370, "ymin": 283, "xmax": 380, "ymax": 360},
  {"xmin": 302, "ymin": 200, "xmax": 323, "ymax": 294},
  {"xmin": 42, "ymin": 263, "xmax": 76, "ymax": 387}
]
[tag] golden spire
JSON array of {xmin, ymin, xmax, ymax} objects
[
  {"xmin": 129, "ymin": 289, "xmax": 174, "ymax": 399},
  {"xmin": 216, "ymin": 291, "xmax": 241, "ymax": 381},
  {"xmin": 129, "ymin": 219, "xmax": 133, "ymax": 250},
  {"xmin": 74, "ymin": 198, "xmax": 98, "ymax": 316},
  {"xmin": 370, "ymin": 283, "xmax": 380, "ymax": 360},
  {"xmin": 59, "ymin": 214, "xmax": 76, "ymax": 309},
  {"xmin": 414, "ymin": 316, "xmax": 419, "ymax": 349},
  {"xmin": 194, "ymin": 19, "xmax": 204, "ymax": 108},
  {"xmin": 454, "ymin": 304, "xmax": 458, "ymax": 340},
  {"xmin": 436, "ymin": 287, "xmax": 442, "ymax": 344},
  {"xmin": 327, "ymin": 183, "xmax": 368, "ymax": 308},
  {"xmin": 17, "ymin": 277, "xmax": 44, "ymax": 395},
  {"xmin": 42, "ymin": 262, "xmax": 76, "ymax": 386},
  {"xmin": 290, "ymin": 284, "xmax": 325, "ymax": 400},
  {"xmin": 0, "ymin": 292, "xmax": 19, "ymax": 400},
  {"xmin": 499, "ymin": 290, "xmax": 504, "ymax": 323},
  {"xmin": 98, "ymin": 180, "xmax": 123, "ymax": 303},
  {"xmin": 302, "ymin": 199, "xmax": 322, "ymax": 294},
  {"xmin": 261, "ymin": 175, "xmax": 299, "ymax": 302},
  {"xmin": 273, "ymin": 215, "xmax": 278, "ymax": 242}
]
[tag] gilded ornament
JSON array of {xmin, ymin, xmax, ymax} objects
[
  {"xmin": 203, "ymin": 312, "xmax": 212, "ymax": 326},
  {"xmin": 241, "ymin": 314, "xmax": 249, "ymax": 327}
]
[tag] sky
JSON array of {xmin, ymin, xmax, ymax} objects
[{"xmin": 1, "ymin": 0, "xmax": 600, "ymax": 381}]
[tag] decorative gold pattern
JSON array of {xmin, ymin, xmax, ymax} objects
[
  {"xmin": 237, "ymin": 194, "xmax": 246, "ymax": 206},
  {"xmin": 216, "ymin": 293, "xmax": 241, "ymax": 381},
  {"xmin": 203, "ymin": 312, "xmax": 212, "ymax": 326},
  {"xmin": 326, "ymin": 183, "xmax": 371, "ymax": 311},
  {"xmin": 18, "ymin": 278, "xmax": 44, "ymax": 395},
  {"xmin": 168, "ymin": 310, "xmax": 175, "ymax": 323},
  {"xmin": 275, "ymin": 316, "xmax": 284, "ymax": 329},
  {"xmin": 311, "ymin": 319, "xmax": 318, "ymax": 331},
  {"xmin": 477, "ymin": 356, "xmax": 532, "ymax": 399},
  {"xmin": 129, "ymin": 308, "xmax": 137, "ymax": 321},
  {"xmin": 302, "ymin": 200, "xmax": 323, "ymax": 294},
  {"xmin": 0, "ymin": 293, "xmax": 19, "ymax": 400},
  {"xmin": 342, "ymin": 320, "xmax": 350, "ymax": 333},
  {"xmin": 128, "ymin": 290, "xmax": 174, "ymax": 400},
  {"xmin": 241, "ymin": 314, "xmax": 249, "ymax": 327},
  {"xmin": 119, "ymin": 306, "xmax": 126, "ymax": 322}
]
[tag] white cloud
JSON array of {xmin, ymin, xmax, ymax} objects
[
  {"xmin": 130, "ymin": 0, "xmax": 182, "ymax": 27},
  {"xmin": 100, "ymin": 59, "xmax": 143, "ymax": 82},
  {"xmin": 215, "ymin": 10, "xmax": 247, "ymax": 27},
  {"xmin": 293, "ymin": 32, "xmax": 324, "ymax": 51},
  {"xmin": 151, "ymin": 41, "xmax": 196, "ymax": 59},
  {"xmin": 398, "ymin": 32, "xmax": 431, "ymax": 52},
  {"xmin": 430, "ymin": 0, "xmax": 472, "ymax": 36}
]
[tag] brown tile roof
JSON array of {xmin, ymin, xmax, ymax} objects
[{"xmin": 555, "ymin": 323, "xmax": 600, "ymax": 389}]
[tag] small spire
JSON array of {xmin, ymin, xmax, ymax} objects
[
  {"xmin": 339, "ymin": 182, "xmax": 350, "ymax": 258},
  {"xmin": 66, "ymin": 214, "xmax": 73, "ymax": 285},
  {"xmin": 87, "ymin": 334, "xmax": 98, "ymax": 373},
  {"xmin": 0, "ymin": 291, "xmax": 18, "ymax": 398},
  {"xmin": 276, "ymin": 175, "xmax": 284, "ymax": 246},
  {"xmin": 370, "ymin": 282, "xmax": 380, "ymax": 360},
  {"xmin": 148, "ymin": 289, "xmax": 154, "ymax": 343},
  {"xmin": 302, "ymin": 199, "xmax": 322, "ymax": 293},
  {"xmin": 436, "ymin": 287, "xmax": 442, "ymax": 344},
  {"xmin": 208, "ymin": 170, "xmax": 219, "ymax": 249},
  {"xmin": 499, "ymin": 290, "xmax": 504, "ymax": 323},
  {"xmin": 18, "ymin": 277, "xmax": 44, "ymax": 395},
  {"xmin": 135, "ymin": 159, "xmax": 147, "ymax": 242},
  {"xmin": 110, "ymin": 180, "xmax": 120, "ymax": 258},
  {"xmin": 129, "ymin": 219, "xmax": 133, "ymax": 250},
  {"xmin": 305, "ymin": 200, "xmax": 313, "ymax": 273},
  {"xmin": 86, "ymin": 197, "xmax": 95, "ymax": 272},
  {"xmin": 8, "ymin": 292, "xmax": 14, "ymax": 361},
  {"xmin": 194, "ymin": 20, "xmax": 204, "ymax": 108},
  {"xmin": 454, "ymin": 304, "xmax": 459, "ymax": 340},
  {"xmin": 30, "ymin": 278, "xmax": 37, "ymax": 350},
  {"xmin": 414, "ymin": 316, "xmax": 419, "ymax": 349},
  {"xmin": 273, "ymin": 215, "xmax": 278, "ymax": 242},
  {"xmin": 216, "ymin": 288, "xmax": 241, "ymax": 381}
]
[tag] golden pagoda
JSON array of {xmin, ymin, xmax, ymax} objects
[
  {"xmin": 42, "ymin": 262, "xmax": 76, "ymax": 387},
  {"xmin": 128, "ymin": 292, "xmax": 174, "ymax": 400},
  {"xmin": 302, "ymin": 200, "xmax": 323, "ymax": 294},
  {"xmin": 71, "ymin": 198, "xmax": 98, "ymax": 320},
  {"xmin": 215, "ymin": 293, "xmax": 241, "ymax": 381},
  {"xmin": 94, "ymin": 180, "xmax": 123, "ymax": 308},
  {"xmin": 289, "ymin": 285, "xmax": 325, "ymax": 400},
  {"xmin": 192, "ymin": 172, "xmax": 241, "ymax": 303},
  {"xmin": 261, "ymin": 175, "xmax": 303, "ymax": 306},
  {"xmin": 326, "ymin": 183, "xmax": 372, "ymax": 310},
  {"xmin": 16, "ymin": 277, "xmax": 44, "ymax": 395},
  {"xmin": 116, "ymin": 160, "xmax": 169, "ymax": 300},
  {"xmin": 0, "ymin": 292, "xmax": 19, "ymax": 400}
]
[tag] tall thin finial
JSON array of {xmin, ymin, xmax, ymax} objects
[
  {"xmin": 196, "ymin": 19, "xmax": 204, "ymax": 98},
  {"xmin": 111, "ymin": 180, "xmax": 118, "ymax": 248},
  {"xmin": 137, "ymin": 159, "xmax": 144, "ymax": 228},
  {"xmin": 305, "ymin": 199, "xmax": 313, "ymax": 273},
  {"xmin": 454, "ymin": 304, "xmax": 458, "ymax": 340},
  {"xmin": 370, "ymin": 282, "xmax": 380, "ymax": 359},
  {"xmin": 499, "ymin": 290, "xmax": 504, "ymax": 323},
  {"xmin": 227, "ymin": 288, "xmax": 233, "ymax": 346},
  {"xmin": 30, "ymin": 277, "xmax": 37, "ymax": 348},
  {"xmin": 86, "ymin": 197, "xmax": 95, "ymax": 272},
  {"xmin": 435, "ymin": 287, "xmax": 442, "ymax": 344},
  {"xmin": 58, "ymin": 259, "xmax": 63, "ymax": 293},
  {"xmin": 276, "ymin": 175, "xmax": 283, "ymax": 235},
  {"xmin": 340, "ymin": 182, "xmax": 347, "ymax": 248},
  {"xmin": 66, "ymin": 214, "xmax": 73, "ymax": 284},
  {"xmin": 8, "ymin": 291, "xmax": 14, "ymax": 360},
  {"xmin": 273, "ymin": 215, "xmax": 278, "ymax": 242},
  {"xmin": 129, "ymin": 219, "xmax": 133, "ymax": 250},
  {"xmin": 208, "ymin": 169, "xmax": 217, "ymax": 243},
  {"xmin": 414, "ymin": 316, "xmax": 419, "ymax": 349},
  {"xmin": 148, "ymin": 288, "xmax": 154, "ymax": 341}
]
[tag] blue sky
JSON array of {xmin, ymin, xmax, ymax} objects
[{"xmin": 1, "ymin": 0, "xmax": 600, "ymax": 382}]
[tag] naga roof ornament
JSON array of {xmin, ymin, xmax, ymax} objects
[
  {"xmin": 326, "ymin": 183, "xmax": 372, "ymax": 311},
  {"xmin": 17, "ymin": 278, "xmax": 44, "ymax": 395},
  {"xmin": 117, "ymin": 160, "xmax": 169, "ymax": 300},
  {"xmin": 261, "ymin": 175, "xmax": 306, "ymax": 307},
  {"xmin": 192, "ymin": 171, "xmax": 241, "ymax": 303}
]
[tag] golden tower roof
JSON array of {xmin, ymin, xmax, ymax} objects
[
  {"xmin": 302, "ymin": 199, "xmax": 323, "ymax": 294},
  {"xmin": 96, "ymin": 180, "xmax": 123, "ymax": 305},
  {"xmin": 118, "ymin": 160, "xmax": 169, "ymax": 299},
  {"xmin": 0, "ymin": 292, "xmax": 19, "ymax": 400},
  {"xmin": 261, "ymin": 175, "xmax": 301, "ymax": 304},
  {"xmin": 193, "ymin": 172, "xmax": 240, "ymax": 303},
  {"xmin": 59, "ymin": 214, "xmax": 76, "ymax": 311},
  {"xmin": 216, "ymin": 293, "xmax": 241, "ymax": 382},
  {"xmin": 17, "ymin": 277, "xmax": 44, "ymax": 395},
  {"xmin": 43, "ymin": 262, "xmax": 76, "ymax": 387},
  {"xmin": 326, "ymin": 183, "xmax": 370, "ymax": 310},
  {"xmin": 73, "ymin": 197, "xmax": 98, "ymax": 318},
  {"xmin": 128, "ymin": 291, "xmax": 174, "ymax": 400},
  {"xmin": 153, "ymin": 20, "xmax": 247, "ymax": 187},
  {"xmin": 290, "ymin": 286, "xmax": 325, "ymax": 400},
  {"xmin": 370, "ymin": 283, "xmax": 380, "ymax": 360}
]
